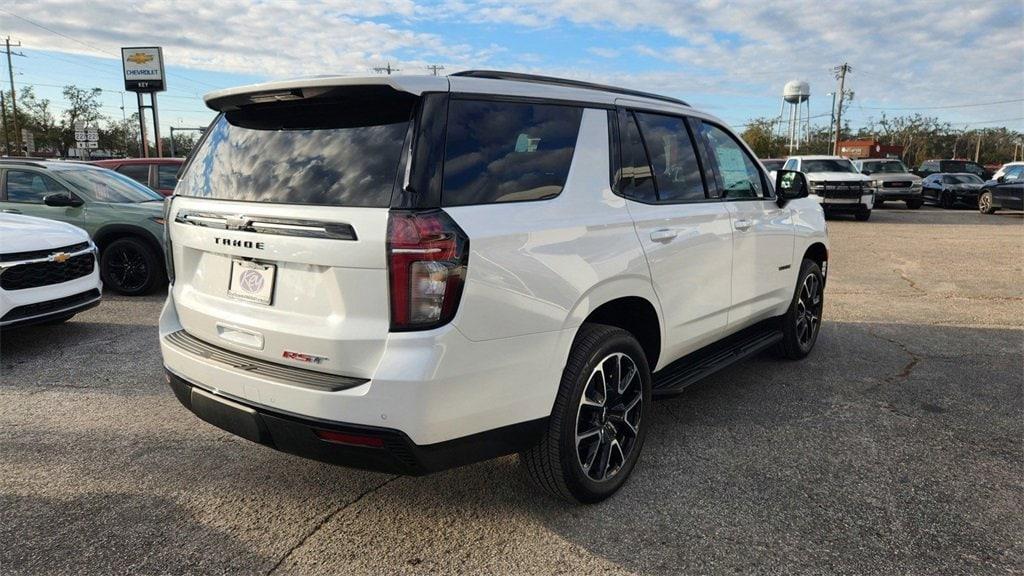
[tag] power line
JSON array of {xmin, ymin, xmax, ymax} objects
[
  {"xmin": 426, "ymin": 64, "xmax": 445, "ymax": 76},
  {"xmin": 858, "ymin": 98, "xmax": 1024, "ymax": 111}
]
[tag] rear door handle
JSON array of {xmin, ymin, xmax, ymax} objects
[
  {"xmin": 733, "ymin": 219, "xmax": 752, "ymax": 231},
  {"xmin": 649, "ymin": 228, "xmax": 678, "ymax": 242},
  {"xmin": 1, "ymin": 208, "xmax": 21, "ymax": 214}
]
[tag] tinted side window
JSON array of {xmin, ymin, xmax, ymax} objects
[
  {"xmin": 117, "ymin": 164, "xmax": 151, "ymax": 185},
  {"xmin": 442, "ymin": 100, "xmax": 583, "ymax": 206},
  {"xmin": 5, "ymin": 170, "xmax": 68, "ymax": 203},
  {"xmin": 157, "ymin": 164, "xmax": 179, "ymax": 189},
  {"xmin": 617, "ymin": 110, "xmax": 657, "ymax": 203},
  {"xmin": 783, "ymin": 158, "xmax": 797, "ymax": 171},
  {"xmin": 634, "ymin": 112, "xmax": 705, "ymax": 202},
  {"xmin": 1004, "ymin": 166, "xmax": 1022, "ymax": 181},
  {"xmin": 698, "ymin": 123, "xmax": 765, "ymax": 199}
]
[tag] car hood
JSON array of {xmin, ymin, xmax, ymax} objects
[
  {"xmin": 93, "ymin": 200, "xmax": 165, "ymax": 216},
  {"xmin": 0, "ymin": 213, "xmax": 91, "ymax": 254},
  {"xmin": 805, "ymin": 172, "xmax": 870, "ymax": 182},
  {"xmin": 868, "ymin": 173, "xmax": 921, "ymax": 183}
]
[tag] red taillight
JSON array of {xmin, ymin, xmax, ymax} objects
[
  {"xmin": 387, "ymin": 210, "xmax": 468, "ymax": 331},
  {"xmin": 314, "ymin": 429, "xmax": 385, "ymax": 448}
]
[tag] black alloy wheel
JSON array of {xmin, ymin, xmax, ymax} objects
[{"xmin": 100, "ymin": 237, "xmax": 162, "ymax": 296}]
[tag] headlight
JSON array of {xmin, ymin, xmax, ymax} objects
[{"xmin": 871, "ymin": 179, "xmax": 884, "ymax": 187}]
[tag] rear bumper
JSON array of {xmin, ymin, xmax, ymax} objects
[
  {"xmin": 159, "ymin": 291, "xmax": 572, "ymax": 446},
  {"xmin": 166, "ymin": 369, "xmax": 546, "ymax": 475}
]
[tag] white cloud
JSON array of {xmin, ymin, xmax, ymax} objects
[{"xmin": 5, "ymin": 0, "xmax": 1023, "ymax": 125}]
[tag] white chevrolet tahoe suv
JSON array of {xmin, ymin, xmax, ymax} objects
[
  {"xmin": 783, "ymin": 155, "xmax": 874, "ymax": 220},
  {"xmin": 160, "ymin": 71, "xmax": 828, "ymax": 503}
]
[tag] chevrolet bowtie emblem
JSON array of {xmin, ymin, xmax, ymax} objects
[
  {"xmin": 127, "ymin": 52, "xmax": 154, "ymax": 65},
  {"xmin": 50, "ymin": 252, "xmax": 71, "ymax": 263},
  {"xmin": 225, "ymin": 215, "xmax": 251, "ymax": 230}
]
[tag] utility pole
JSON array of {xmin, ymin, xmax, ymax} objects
[
  {"xmin": 1, "ymin": 92, "xmax": 10, "ymax": 155},
  {"xmin": 3, "ymin": 36, "xmax": 25, "ymax": 156},
  {"xmin": 373, "ymin": 62, "xmax": 400, "ymax": 75},
  {"xmin": 831, "ymin": 63, "xmax": 851, "ymax": 155},
  {"xmin": 827, "ymin": 91, "xmax": 837, "ymax": 154},
  {"xmin": 426, "ymin": 64, "xmax": 445, "ymax": 76},
  {"xmin": 974, "ymin": 131, "xmax": 982, "ymax": 163}
]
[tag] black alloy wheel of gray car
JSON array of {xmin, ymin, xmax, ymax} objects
[{"xmin": 100, "ymin": 237, "xmax": 162, "ymax": 296}]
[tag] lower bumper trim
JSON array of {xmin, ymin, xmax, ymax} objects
[
  {"xmin": 166, "ymin": 370, "xmax": 548, "ymax": 475},
  {"xmin": 0, "ymin": 289, "xmax": 101, "ymax": 328}
]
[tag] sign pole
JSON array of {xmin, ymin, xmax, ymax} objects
[
  {"xmin": 151, "ymin": 93, "xmax": 163, "ymax": 157},
  {"xmin": 137, "ymin": 92, "xmax": 149, "ymax": 158}
]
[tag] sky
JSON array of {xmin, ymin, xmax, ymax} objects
[{"xmin": 2, "ymin": 0, "xmax": 1022, "ymax": 134}]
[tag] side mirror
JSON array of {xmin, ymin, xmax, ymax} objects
[
  {"xmin": 775, "ymin": 169, "xmax": 808, "ymax": 205},
  {"xmin": 996, "ymin": 175, "xmax": 1005, "ymax": 184},
  {"xmin": 43, "ymin": 193, "xmax": 84, "ymax": 208}
]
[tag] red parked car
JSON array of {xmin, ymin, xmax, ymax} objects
[{"xmin": 90, "ymin": 158, "xmax": 184, "ymax": 196}]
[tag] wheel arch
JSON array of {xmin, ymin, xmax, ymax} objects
[
  {"xmin": 93, "ymin": 224, "xmax": 163, "ymax": 257},
  {"xmin": 563, "ymin": 277, "xmax": 664, "ymax": 371}
]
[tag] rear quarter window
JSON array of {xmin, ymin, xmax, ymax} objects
[{"xmin": 441, "ymin": 99, "xmax": 584, "ymax": 206}]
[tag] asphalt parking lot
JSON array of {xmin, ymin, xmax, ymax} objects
[{"xmin": 2, "ymin": 206, "xmax": 1021, "ymax": 575}]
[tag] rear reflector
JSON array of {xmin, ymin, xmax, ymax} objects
[{"xmin": 314, "ymin": 429, "xmax": 385, "ymax": 448}]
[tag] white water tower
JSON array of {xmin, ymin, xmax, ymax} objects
[{"xmin": 779, "ymin": 80, "xmax": 811, "ymax": 154}]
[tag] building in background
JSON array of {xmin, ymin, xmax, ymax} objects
[{"xmin": 838, "ymin": 139, "xmax": 904, "ymax": 159}]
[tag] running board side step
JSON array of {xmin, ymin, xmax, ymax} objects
[{"xmin": 652, "ymin": 319, "xmax": 783, "ymax": 397}]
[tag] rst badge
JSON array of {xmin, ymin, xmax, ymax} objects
[{"xmin": 282, "ymin": 350, "xmax": 329, "ymax": 365}]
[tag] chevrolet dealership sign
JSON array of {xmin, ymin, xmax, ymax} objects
[{"xmin": 121, "ymin": 47, "xmax": 166, "ymax": 92}]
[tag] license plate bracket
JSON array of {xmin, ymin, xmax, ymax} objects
[{"xmin": 228, "ymin": 259, "xmax": 276, "ymax": 305}]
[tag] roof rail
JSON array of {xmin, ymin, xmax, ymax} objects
[
  {"xmin": 451, "ymin": 70, "xmax": 689, "ymax": 107},
  {"xmin": 0, "ymin": 157, "xmax": 49, "ymax": 168}
]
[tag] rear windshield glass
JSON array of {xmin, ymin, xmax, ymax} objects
[
  {"xmin": 177, "ymin": 92, "xmax": 413, "ymax": 207},
  {"xmin": 442, "ymin": 99, "xmax": 583, "ymax": 206}
]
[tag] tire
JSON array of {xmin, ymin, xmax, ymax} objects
[
  {"xmin": 774, "ymin": 259, "xmax": 824, "ymax": 360},
  {"xmin": 978, "ymin": 191, "xmax": 997, "ymax": 214},
  {"xmin": 940, "ymin": 191, "xmax": 955, "ymax": 209},
  {"xmin": 855, "ymin": 209, "xmax": 871, "ymax": 221},
  {"xmin": 906, "ymin": 199, "xmax": 923, "ymax": 210},
  {"xmin": 521, "ymin": 323, "xmax": 652, "ymax": 504},
  {"xmin": 100, "ymin": 237, "xmax": 162, "ymax": 296}
]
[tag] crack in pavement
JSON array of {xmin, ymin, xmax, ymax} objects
[
  {"xmin": 863, "ymin": 329, "xmax": 923, "ymax": 393},
  {"xmin": 266, "ymin": 474, "xmax": 400, "ymax": 575},
  {"xmin": 894, "ymin": 268, "xmax": 926, "ymax": 294}
]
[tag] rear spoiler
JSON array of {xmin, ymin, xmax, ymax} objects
[{"xmin": 204, "ymin": 75, "xmax": 450, "ymax": 112}]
